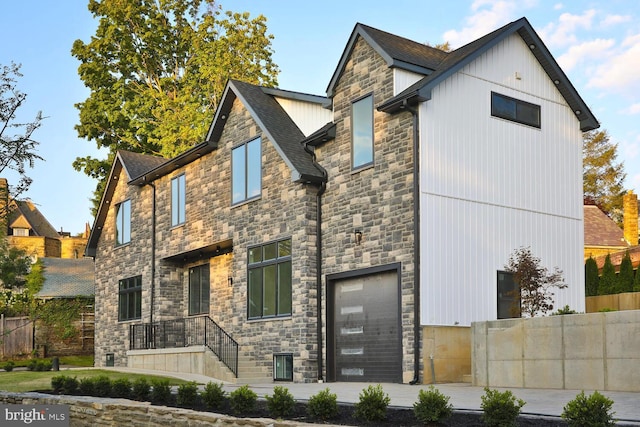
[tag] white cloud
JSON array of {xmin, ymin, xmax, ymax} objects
[
  {"xmin": 557, "ymin": 38, "xmax": 614, "ymax": 72},
  {"xmin": 587, "ymin": 34, "xmax": 640, "ymax": 93},
  {"xmin": 539, "ymin": 9, "xmax": 596, "ymax": 48},
  {"xmin": 553, "ymin": 3, "xmax": 563, "ymax": 10},
  {"xmin": 443, "ymin": 1, "xmax": 520, "ymax": 48},
  {"xmin": 601, "ymin": 14, "xmax": 632, "ymax": 28},
  {"xmin": 621, "ymin": 103, "xmax": 640, "ymax": 115}
]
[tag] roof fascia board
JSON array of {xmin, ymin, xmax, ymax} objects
[
  {"xmin": 206, "ymin": 83, "xmax": 237, "ymax": 143},
  {"xmin": 261, "ymin": 87, "xmax": 329, "ymax": 105}
]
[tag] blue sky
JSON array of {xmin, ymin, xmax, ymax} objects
[{"xmin": 2, "ymin": 0, "xmax": 639, "ymax": 234}]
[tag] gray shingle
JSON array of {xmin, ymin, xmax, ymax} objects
[{"xmin": 37, "ymin": 257, "xmax": 95, "ymax": 299}]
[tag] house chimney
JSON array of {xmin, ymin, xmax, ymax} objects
[{"xmin": 623, "ymin": 190, "xmax": 639, "ymax": 245}]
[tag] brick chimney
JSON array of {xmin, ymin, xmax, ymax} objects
[{"xmin": 623, "ymin": 190, "xmax": 639, "ymax": 246}]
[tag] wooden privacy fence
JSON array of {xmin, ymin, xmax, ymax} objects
[{"xmin": 0, "ymin": 315, "xmax": 33, "ymax": 359}]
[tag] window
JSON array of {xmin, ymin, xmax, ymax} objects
[
  {"xmin": 273, "ymin": 353, "xmax": 293, "ymax": 381},
  {"xmin": 189, "ymin": 264, "xmax": 210, "ymax": 316},
  {"xmin": 119, "ymin": 275, "xmax": 141, "ymax": 321},
  {"xmin": 491, "ymin": 92, "xmax": 541, "ymax": 128},
  {"xmin": 12, "ymin": 228, "xmax": 29, "ymax": 236},
  {"xmin": 115, "ymin": 199, "xmax": 131, "ymax": 246},
  {"xmin": 232, "ymin": 137, "xmax": 261, "ymax": 204},
  {"xmin": 497, "ymin": 271, "xmax": 521, "ymax": 319},
  {"xmin": 351, "ymin": 94, "xmax": 374, "ymax": 169},
  {"xmin": 171, "ymin": 174, "xmax": 186, "ymax": 226},
  {"xmin": 248, "ymin": 238, "xmax": 292, "ymax": 319}
]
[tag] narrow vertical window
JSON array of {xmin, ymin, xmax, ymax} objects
[
  {"xmin": 352, "ymin": 94, "xmax": 374, "ymax": 169},
  {"xmin": 497, "ymin": 271, "xmax": 521, "ymax": 319},
  {"xmin": 171, "ymin": 173, "xmax": 186, "ymax": 226},
  {"xmin": 115, "ymin": 199, "xmax": 131, "ymax": 246},
  {"xmin": 118, "ymin": 275, "xmax": 141, "ymax": 321},
  {"xmin": 189, "ymin": 264, "xmax": 210, "ymax": 315},
  {"xmin": 247, "ymin": 238, "xmax": 292, "ymax": 319},
  {"xmin": 232, "ymin": 137, "xmax": 261, "ymax": 204}
]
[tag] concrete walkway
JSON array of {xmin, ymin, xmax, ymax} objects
[{"xmin": 91, "ymin": 367, "xmax": 640, "ymax": 425}]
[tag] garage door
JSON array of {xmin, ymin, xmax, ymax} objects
[{"xmin": 330, "ymin": 270, "xmax": 401, "ymax": 382}]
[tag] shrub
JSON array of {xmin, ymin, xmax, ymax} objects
[
  {"xmin": 51, "ymin": 375, "xmax": 66, "ymax": 393},
  {"xmin": 307, "ymin": 388, "xmax": 339, "ymax": 421},
  {"xmin": 78, "ymin": 377, "xmax": 96, "ymax": 396},
  {"xmin": 552, "ymin": 305, "xmax": 577, "ymax": 315},
  {"xmin": 561, "ymin": 390, "xmax": 616, "ymax": 427},
  {"xmin": 111, "ymin": 378, "xmax": 132, "ymax": 399},
  {"xmin": 151, "ymin": 379, "xmax": 172, "ymax": 405},
  {"xmin": 3, "ymin": 361, "xmax": 14, "ymax": 372},
  {"xmin": 60, "ymin": 376, "xmax": 79, "ymax": 395},
  {"xmin": 93, "ymin": 375, "xmax": 112, "ymax": 397},
  {"xmin": 229, "ymin": 384, "xmax": 257, "ymax": 415},
  {"xmin": 599, "ymin": 308, "xmax": 615, "ymax": 312},
  {"xmin": 266, "ymin": 385, "xmax": 296, "ymax": 418},
  {"xmin": 413, "ymin": 385, "xmax": 453, "ymax": 423},
  {"xmin": 480, "ymin": 387, "xmax": 525, "ymax": 427},
  {"xmin": 132, "ymin": 378, "xmax": 150, "ymax": 401},
  {"xmin": 36, "ymin": 360, "xmax": 52, "ymax": 371},
  {"xmin": 176, "ymin": 381, "xmax": 199, "ymax": 408},
  {"xmin": 354, "ymin": 384, "xmax": 390, "ymax": 422},
  {"xmin": 201, "ymin": 382, "xmax": 225, "ymax": 410},
  {"xmin": 27, "ymin": 360, "xmax": 38, "ymax": 371}
]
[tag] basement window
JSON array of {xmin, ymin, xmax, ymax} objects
[
  {"xmin": 273, "ymin": 353, "xmax": 293, "ymax": 381},
  {"xmin": 491, "ymin": 92, "xmax": 540, "ymax": 128}
]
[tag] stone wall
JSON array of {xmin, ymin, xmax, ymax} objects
[{"xmin": 472, "ymin": 310, "xmax": 640, "ymax": 391}]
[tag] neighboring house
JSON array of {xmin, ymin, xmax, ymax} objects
[
  {"xmin": 36, "ymin": 257, "xmax": 95, "ymax": 356},
  {"xmin": 0, "ymin": 178, "xmax": 90, "ymax": 259},
  {"xmin": 87, "ymin": 17, "xmax": 597, "ymax": 383}
]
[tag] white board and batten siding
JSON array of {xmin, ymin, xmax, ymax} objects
[
  {"xmin": 273, "ymin": 96, "xmax": 333, "ymax": 137},
  {"xmin": 394, "ymin": 69, "xmax": 425, "ymax": 96},
  {"xmin": 419, "ymin": 33, "xmax": 585, "ymax": 326}
]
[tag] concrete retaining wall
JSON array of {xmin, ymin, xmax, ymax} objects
[
  {"xmin": 422, "ymin": 326, "xmax": 471, "ymax": 384},
  {"xmin": 472, "ymin": 310, "xmax": 640, "ymax": 391}
]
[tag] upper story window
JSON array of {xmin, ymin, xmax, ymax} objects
[
  {"xmin": 351, "ymin": 94, "xmax": 374, "ymax": 169},
  {"xmin": 171, "ymin": 173, "xmax": 186, "ymax": 226},
  {"xmin": 247, "ymin": 238, "xmax": 292, "ymax": 320},
  {"xmin": 491, "ymin": 92, "xmax": 541, "ymax": 128},
  {"xmin": 115, "ymin": 199, "xmax": 131, "ymax": 246},
  {"xmin": 12, "ymin": 228, "xmax": 29, "ymax": 236},
  {"xmin": 232, "ymin": 137, "xmax": 261, "ymax": 205},
  {"xmin": 119, "ymin": 275, "xmax": 141, "ymax": 321}
]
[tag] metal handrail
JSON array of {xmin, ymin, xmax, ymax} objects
[{"xmin": 130, "ymin": 316, "xmax": 238, "ymax": 377}]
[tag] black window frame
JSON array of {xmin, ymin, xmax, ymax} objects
[
  {"xmin": 188, "ymin": 264, "xmax": 210, "ymax": 316},
  {"xmin": 118, "ymin": 275, "xmax": 142, "ymax": 321},
  {"xmin": 231, "ymin": 137, "xmax": 262, "ymax": 205},
  {"xmin": 247, "ymin": 238, "xmax": 292, "ymax": 320},
  {"xmin": 497, "ymin": 270, "xmax": 521, "ymax": 319},
  {"xmin": 273, "ymin": 353, "xmax": 293, "ymax": 381},
  {"xmin": 171, "ymin": 173, "xmax": 186, "ymax": 227},
  {"xmin": 491, "ymin": 92, "xmax": 541, "ymax": 129},
  {"xmin": 351, "ymin": 93, "xmax": 374, "ymax": 170},
  {"xmin": 115, "ymin": 199, "xmax": 131, "ymax": 246}
]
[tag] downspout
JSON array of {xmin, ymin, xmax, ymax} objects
[
  {"xmin": 303, "ymin": 141, "xmax": 328, "ymax": 382},
  {"xmin": 148, "ymin": 182, "xmax": 156, "ymax": 326},
  {"xmin": 404, "ymin": 101, "xmax": 421, "ymax": 385}
]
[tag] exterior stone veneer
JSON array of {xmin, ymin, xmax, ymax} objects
[{"xmin": 317, "ymin": 36, "xmax": 417, "ymax": 382}]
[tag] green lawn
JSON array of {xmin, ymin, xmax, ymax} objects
[
  {"xmin": 0, "ymin": 369, "xmax": 192, "ymax": 393},
  {"xmin": 5, "ymin": 355, "xmax": 94, "ymax": 369}
]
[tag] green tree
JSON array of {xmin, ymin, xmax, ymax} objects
[
  {"xmin": 598, "ymin": 254, "xmax": 616, "ymax": 295},
  {"xmin": 0, "ymin": 243, "xmax": 36, "ymax": 316},
  {"xmin": 505, "ymin": 247, "xmax": 566, "ymax": 317},
  {"xmin": 72, "ymin": 0, "xmax": 279, "ymax": 211},
  {"xmin": 634, "ymin": 265, "xmax": 640, "ymax": 292},
  {"xmin": 617, "ymin": 252, "xmax": 634, "ymax": 293},
  {"xmin": 585, "ymin": 256, "xmax": 599, "ymax": 297},
  {"xmin": 583, "ymin": 129, "xmax": 626, "ymax": 225},
  {"xmin": 0, "ymin": 62, "xmax": 44, "ymax": 206}
]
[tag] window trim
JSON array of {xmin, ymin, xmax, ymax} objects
[
  {"xmin": 188, "ymin": 264, "xmax": 210, "ymax": 316},
  {"xmin": 118, "ymin": 275, "xmax": 142, "ymax": 322},
  {"xmin": 115, "ymin": 199, "xmax": 131, "ymax": 246},
  {"xmin": 351, "ymin": 93, "xmax": 374, "ymax": 170},
  {"xmin": 273, "ymin": 353, "xmax": 293, "ymax": 381},
  {"xmin": 231, "ymin": 137, "xmax": 262, "ymax": 205},
  {"xmin": 491, "ymin": 91, "xmax": 541, "ymax": 128},
  {"xmin": 247, "ymin": 237, "xmax": 292, "ymax": 320},
  {"xmin": 171, "ymin": 173, "xmax": 186, "ymax": 227}
]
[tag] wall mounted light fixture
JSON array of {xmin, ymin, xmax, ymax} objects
[
  {"xmin": 354, "ymin": 229, "xmax": 363, "ymax": 245},
  {"xmin": 228, "ymin": 277, "xmax": 233, "ymax": 287}
]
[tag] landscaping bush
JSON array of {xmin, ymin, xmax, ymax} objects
[
  {"xmin": 36, "ymin": 360, "xmax": 52, "ymax": 371},
  {"xmin": 93, "ymin": 375, "xmax": 112, "ymax": 397},
  {"xmin": 51, "ymin": 375, "xmax": 66, "ymax": 393},
  {"xmin": 151, "ymin": 379, "xmax": 172, "ymax": 405},
  {"xmin": 132, "ymin": 378, "xmax": 150, "ymax": 401},
  {"xmin": 480, "ymin": 387, "xmax": 525, "ymax": 427},
  {"xmin": 27, "ymin": 360, "xmax": 38, "ymax": 371},
  {"xmin": 78, "ymin": 377, "xmax": 96, "ymax": 396},
  {"xmin": 60, "ymin": 376, "xmax": 79, "ymax": 395},
  {"xmin": 413, "ymin": 385, "xmax": 453, "ymax": 424},
  {"xmin": 201, "ymin": 382, "xmax": 225, "ymax": 410},
  {"xmin": 307, "ymin": 387, "xmax": 339, "ymax": 421},
  {"xmin": 111, "ymin": 378, "xmax": 132, "ymax": 399},
  {"xmin": 176, "ymin": 381, "xmax": 199, "ymax": 408},
  {"xmin": 265, "ymin": 385, "xmax": 296, "ymax": 418},
  {"xmin": 229, "ymin": 384, "xmax": 257, "ymax": 415},
  {"xmin": 552, "ymin": 305, "xmax": 578, "ymax": 315},
  {"xmin": 561, "ymin": 390, "xmax": 616, "ymax": 427},
  {"xmin": 354, "ymin": 384, "xmax": 390, "ymax": 422},
  {"xmin": 3, "ymin": 361, "xmax": 14, "ymax": 372}
]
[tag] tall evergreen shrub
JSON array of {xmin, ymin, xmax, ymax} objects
[
  {"xmin": 585, "ymin": 257, "xmax": 599, "ymax": 296},
  {"xmin": 598, "ymin": 254, "xmax": 616, "ymax": 295},
  {"xmin": 618, "ymin": 252, "xmax": 634, "ymax": 293}
]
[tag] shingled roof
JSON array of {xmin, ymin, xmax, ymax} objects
[
  {"xmin": 118, "ymin": 150, "xmax": 167, "ymax": 181},
  {"xmin": 584, "ymin": 204, "xmax": 628, "ymax": 248},
  {"xmin": 37, "ymin": 257, "xmax": 94, "ymax": 299},
  {"xmin": 9, "ymin": 200, "xmax": 59, "ymax": 238}
]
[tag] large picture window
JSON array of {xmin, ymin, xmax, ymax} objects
[
  {"xmin": 232, "ymin": 137, "xmax": 261, "ymax": 205},
  {"xmin": 491, "ymin": 92, "xmax": 541, "ymax": 128},
  {"xmin": 351, "ymin": 94, "xmax": 374, "ymax": 169},
  {"xmin": 119, "ymin": 276, "xmax": 141, "ymax": 321},
  {"xmin": 248, "ymin": 238, "xmax": 292, "ymax": 319},
  {"xmin": 189, "ymin": 264, "xmax": 210, "ymax": 316},
  {"xmin": 171, "ymin": 174, "xmax": 186, "ymax": 226},
  {"xmin": 115, "ymin": 199, "xmax": 131, "ymax": 246}
]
